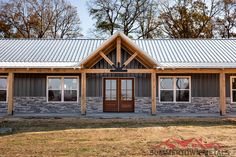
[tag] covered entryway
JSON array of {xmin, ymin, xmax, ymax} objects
[{"xmin": 103, "ymin": 78, "xmax": 134, "ymax": 112}]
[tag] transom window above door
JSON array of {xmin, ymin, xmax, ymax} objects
[
  {"xmin": 47, "ymin": 76, "xmax": 79, "ymax": 102},
  {"xmin": 159, "ymin": 76, "xmax": 191, "ymax": 103},
  {"xmin": 230, "ymin": 76, "xmax": 236, "ymax": 103}
]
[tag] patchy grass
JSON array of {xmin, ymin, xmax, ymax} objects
[{"xmin": 0, "ymin": 117, "xmax": 236, "ymax": 156}]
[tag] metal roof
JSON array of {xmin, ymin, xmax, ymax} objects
[{"xmin": 0, "ymin": 38, "xmax": 236, "ymax": 68}]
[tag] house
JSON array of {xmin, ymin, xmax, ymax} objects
[{"xmin": 0, "ymin": 32, "xmax": 236, "ymax": 116}]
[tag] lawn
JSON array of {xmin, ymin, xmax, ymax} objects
[{"xmin": 0, "ymin": 117, "xmax": 236, "ymax": 157}]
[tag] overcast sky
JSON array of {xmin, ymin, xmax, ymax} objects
[{"xmin": 70, "ymin": 0, "xmax": 94, "ymax": 37}]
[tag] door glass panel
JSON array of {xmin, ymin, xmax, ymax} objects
[
  {"xmin": 127, "ymin": 80, "xmax": 132, "ymax": 89},
  {"xmin": 105, "ymin": 90, "xmax": 111, "ymax": 100},
  {"xmin": 111, "ymin": 89, "xmax": 116, "ymax": 100},
  {"xmin": 121, "ymin": 79, "xmax": 133, "ymax": 101},
  {"xmin": 127, "ymin": 90, "xmax": 132, "ymax": 100},
  {"xmin": 111, "ymin": 80, "xmax": 116, "ymax": 89},
  {"xmin": 105, "ymin": 79, "xmax": 117, "ymax": 100},
  {"xmin": 121, "ymin": 89, "xmax": 126, "ymax": 100},
  {"xmin": 106, "ymin": 80, "xmax": 110, "ymax": 89},
  {"xmin": 122, "ymin": 80, "xmax": 126, "ymax": 89}
]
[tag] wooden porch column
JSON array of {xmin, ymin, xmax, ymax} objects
[
  {"xmin": 81, "ymin": 72, "xmax": 86, "ymax": 115},
  {"xmin": 220, "ymin": 72, "xmax": 226, "ymax": 116},
  {"xmin": 7, "ymin": 73, "xmax": 14, "ymax": 115},
  {"xmin": 151, "ymin": 73, "xmax": 156, "ymax": 115}
]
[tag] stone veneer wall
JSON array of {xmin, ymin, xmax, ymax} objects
[
  {"xmin": 226, "ymin": 97, "xmax": 236, "ymax": 113},
  {"xmin": 86, "ymin": 97, "xmax": 226, "ymax": 114},
  {"xmin": 86, "ymin": 97, "xmax": 103, "ymax": 113},
  {"xmin": 157, "ymin": 97, "xmax": 220, "ymax": 114},
  {"xmin": 14, "ymin": 97, "xmax": 80, "ymax": 114},
  {"xmin": 135, "ymin": 97, "xmax": 222, "ymax": 114},
  {"xmin": 0, "ymin": 102, "xmax": 7, "ymax": 113},
  {"xmin": 6, "ymin": 96, "xmax": 236, "ymax": 114}
]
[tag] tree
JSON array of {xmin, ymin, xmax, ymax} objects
[
  {"xmin": 214, "ymin": 0, "xmax": 236, "ymax": 38},
  {"xmin": 50, "ymin": 0, "xmax": 81, "ymax": 38},
  {"xmin": 0, "ymin": 0, "xmax": 81, "ymax": 38},
  {"xmin": 87, "ymin": 0, "xmax": 161, "ymax": 38},
  {"xmin": 87, "ymin": 0, "xmax": 122, "ymax": 36},
  {"xmin": 136, "ymin": 0, "xmax": 162, "ymax": 39},
  {"xmin": 159, "ymin": 0, "xmax": 221, "ymax": 38}
]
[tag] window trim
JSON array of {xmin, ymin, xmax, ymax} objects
[
  {"xmin": 0, "ymin": 76, "xmax": 8, "ymax": 103},
  {"xmin": 46, "ymin": 76, "xmax": 79, "ymax": 103},
  {"xmin": 158, "ymin": 76, "xmax": 191, "ymax": 103},
  {"xmin": 230, "ymin": 76, "xmax": 236, "ymax": 104}
]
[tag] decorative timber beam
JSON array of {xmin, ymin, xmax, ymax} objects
[
  {"xmin": 99, "ymin": 51, "xmax": 116, "ymax": 68},
  {"xmin": 123, "ymin": 52, "xmax": 138, "ymax": 67},
  {"xmin": 116, "ymin": 37, "xmax": 121, "ymax": 66}
]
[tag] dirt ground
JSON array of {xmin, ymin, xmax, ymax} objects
[{"xmin": 0, "ymin": 117, "xmax": 236, "ymax": 157}]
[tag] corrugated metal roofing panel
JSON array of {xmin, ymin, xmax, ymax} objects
[{"xmin": 0, "ymin": 38, "xmax": 236, "ymax": 68}]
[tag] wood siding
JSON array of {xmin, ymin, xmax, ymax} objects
[
  {"xmin": 12, "ymin": 73, "xmax": 222, "ymax": 98},
  {"xmin": 87, "ymin": 73, "xmax": 220, "ymax": 97}
]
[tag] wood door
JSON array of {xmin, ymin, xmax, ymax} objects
[
  {"xmin": 103, "ymin": 78, "xmax": 134, "ymax": 112},
  {"xmin": 103, "ymin": 78, "xmax": 118, "ymax": 112},
  {"xmin": 119, "ymin": 78, "xmax": 134, "ymax": 112}
]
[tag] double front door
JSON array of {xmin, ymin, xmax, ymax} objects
[{"xmin": 103, "ymin": 78, "xmax": 134, "ymax": 112}]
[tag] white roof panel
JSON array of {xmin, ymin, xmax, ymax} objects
[{"xmin": 0, "ymin": 38, "xmax": 236, "ymax": 68}]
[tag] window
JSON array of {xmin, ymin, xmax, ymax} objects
[
  {"xmin": 231, "ymin": 76, "xmax": 236, "ymax": 103},
  {"xmin": 47, "ymin": 76, "xmax": 79, "ymax": 102},
  {"xmin": 0, "ymin": 77, "xmax": 7, "ymax": 102},
  {"xmin": 159, "ymin": 76, "xmax": 191, "ymax": 103}
]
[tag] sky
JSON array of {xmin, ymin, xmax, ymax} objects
[{"xmin": 70, "ymin": 0, "xmax": 94, "ymax": 37}]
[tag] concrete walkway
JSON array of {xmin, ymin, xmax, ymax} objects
[{"xmin": 1, "ymin": 112, "xmax": 236, "ymax": 119}]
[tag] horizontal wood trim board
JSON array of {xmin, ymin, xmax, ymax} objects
[{"xmin": 0, "ymin": 68, "xmax": 236, "ymax": 73}]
